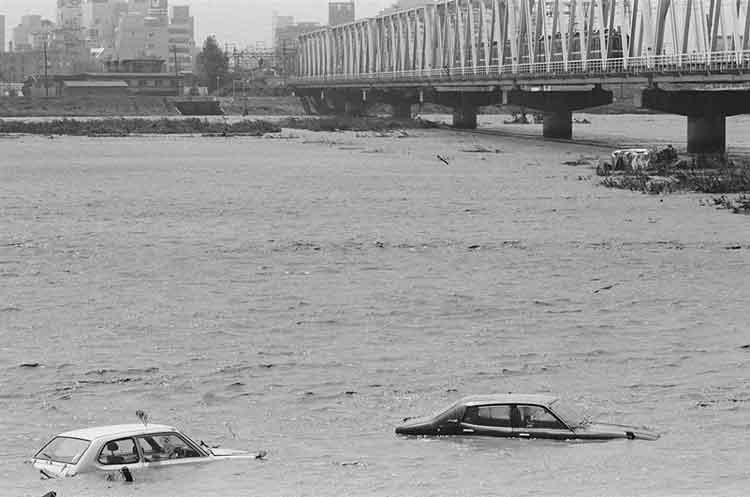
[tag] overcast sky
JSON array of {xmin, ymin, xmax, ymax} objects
[{"xmin": 0, "ymin": 1, "xmax": 398, "ymax": 48}]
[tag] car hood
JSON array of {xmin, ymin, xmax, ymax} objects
[
  {"xmin": 578, "ymin": 422, "xmax": 660, "ymax": 440},
  {"xmin": 209, "ymin": 447, "xmax": 251, "ymax": 457}
]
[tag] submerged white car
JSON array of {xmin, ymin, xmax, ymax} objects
[{"xmin": 32, "ymin": 424, "xmax": 264, "ymax": 479}]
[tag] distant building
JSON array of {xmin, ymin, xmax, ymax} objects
[
  {"xmin": 168, "ymin": 5, "xmax": 195, "ymax": 74},
  {"xmin": 51, "ymin": 65, "xmax": 182, "ymax": 96},
  {"xmin": 328, "ymin": 1, "xmax": 355, "ymax": 26},
  {"xmin": 0, "ymin": 47, "xmax": 97, "ymax": 83},
  {"xmin": 57, "ymin": 0, "xmax": 84, "ymax": 30},
  {"xmin": 274, "ymin": 21, "xmax": 321, "ymax": 75},
  {"xmin": 379, "ymin": 0, "xmax": 435, "ymax": 15},
  {"xmin": 275, "ymin": 22, "xmax": 321, "ymax": 54},
  {"xmin": 147, "ymin": 0, "xmax": 169, "ymax": 21},
  {"xmin": 127, "ymin": 0, "xmax": 149, "ymax": 15},
  {"xmin": 115, "ymin": 10, "xmax": 168, "ymax": 64},
  {"xmin": 0, "ymin": 15, "xmax": 6, "ymax": 53},
  {"xmin": 84, "ymin": 0, "xmax": 127, "ymax": 50},
  {"xmin": 272, "ymin": 12, "xmax": 294, "ymax": 49},
  {"xmin": 12, "ymin": 15, "xmax": 43, "ymax": 52}
]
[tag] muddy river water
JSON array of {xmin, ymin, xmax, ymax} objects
[{"xmin": 1, "ymin": 115, "xmax": 749, "ymax": 497}]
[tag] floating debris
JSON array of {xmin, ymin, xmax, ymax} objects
[
  {"xmin": 599, "ymin": 148, "xmax": 750, "ymax": 197},
  {"xmin": 593, "ymin": 283, "xmax": 619, "ymax": 294}
]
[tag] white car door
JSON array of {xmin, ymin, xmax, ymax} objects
[{"xmin": 137, "ymin": 433, "xmax": 211, "ymax": 470}]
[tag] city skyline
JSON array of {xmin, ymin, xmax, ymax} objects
[{"xmin": 0, "ymin": 0, "xmax": 404, "ymax": 49}]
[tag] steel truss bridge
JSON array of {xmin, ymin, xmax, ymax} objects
[{"xmin": 292, "ymin": 0, "xmax": 750, "ymax": 153}]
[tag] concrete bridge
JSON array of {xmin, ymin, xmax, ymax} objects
[{"xmin": 291, "ymin": 0, "xmax": 750, "ymax": 153}]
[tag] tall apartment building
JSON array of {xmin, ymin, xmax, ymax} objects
[
  {"xmin": 168, "ymin": 5, "xmax": 195, "ymax": 74},
  {"xmin": 272, "ymin": 12, "xmax": 294, "ymax": 49},
  {"xmin": 12, "ymin": 16, "xmax": 43, "ymax": 52},
  {"xmin": 84, "ymin": 0, "xmax": 128, "ymax": 49},
  {"xmin": 115, "ymin": 0, "xmax": 169, "ymax": 63},
  {"xmin": 328, "ymin": 1, "xmax": 355, "ymax": 26},
  {"xmin": 147, "ymin": 0, "xmax": 169, "ymax": 20},
  {"xmin": 0, "ymin": 15, "xmax": 6, "ymax": 53},
  {"xmin": 57, "ymin": 0, "xmax": 84, "ymax": 30}
]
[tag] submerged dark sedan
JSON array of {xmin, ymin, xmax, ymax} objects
[{"xmin": 396, "ymin": 394, "xmax": 659, "ymax": 441}]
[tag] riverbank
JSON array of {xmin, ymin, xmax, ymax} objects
[
  {"xmin": 0, "ymin": 115, "xmax": 437, "ymax": 136},
  {"xmin": 0, "ymin": 93, "xmax": 648, "ymax": 119},
  {"xmin": 0, "ymin": 96, "xmax": 307, "ymax": 118}
]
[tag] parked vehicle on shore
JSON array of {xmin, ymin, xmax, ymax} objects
[
  {"xmin": 32, "ymin": 424, "xmax": 265, "ymax": 479},
  {"xmin": 395, "ymin": 394, "xmax": 659, "ymax": 441}
]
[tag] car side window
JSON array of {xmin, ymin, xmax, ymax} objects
[
  {"xmin": 137, "ymin": 433, "xmax": 202, "ymax": 462},
  {"xmin": 98, "ymin": 438, "xmax": 139, "ymax": 465},
  {"xmin": 463, "ymin": 405, "xmax": 512, "ymax": 427},
  {"xmin": 516, "ymin": 405, "xmax": 567, "ymax": 430}
]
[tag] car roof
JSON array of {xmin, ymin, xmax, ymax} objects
[
  {"xmin": 459, "ymin": 394, "xmax": 559, "ymax": 407},
  {"xmin": 57, "ymin": 424, "xmax": 178, "ymax": 441}
]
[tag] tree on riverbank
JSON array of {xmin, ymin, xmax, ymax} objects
[{"xmin": 196, "ymin": 36, "xmax": 229, "ymax": 94}]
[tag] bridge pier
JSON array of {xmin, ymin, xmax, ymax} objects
[
  {"xmin": 509, "ymin": 86, "xmax": 612, "ymax": 139},
  {"xmin": 433, "ymin": 91, "xmax": 498, "ymax": 129},
  {"xmin": 641, "ymin": 89, "xmax": 750, "ymax": 154},
  {"xmin": 542, "ymin": 110, "xmax": 573, "ymax": 139},
  {"xmin": 688, "ymin": 115, "xmax": 726, "ymax": 154},
  {"xmin": 453, "ymin": 102, "xmax": 478, "ymax": 129},
  {"xmin": 391, "ymin": 101, "xmax": 413, "ymax": 119}
]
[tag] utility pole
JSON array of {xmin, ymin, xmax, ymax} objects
[
  {"xmin": 43, "ymin": 39, "xmax": 49, "ymax": 97},
  {"xmin": 172, "ymin": 45, "xmax": 180, "ymax": 96}
]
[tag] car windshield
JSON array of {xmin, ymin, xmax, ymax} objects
[
  {"xmin": 35, "ymin": 437, "xmax": 90, "ymax": 465},
  {"xmin": 550, "ymin": 400, "xmax": 588, "ymax": 428}
]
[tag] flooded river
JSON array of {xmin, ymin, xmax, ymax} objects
[{"xmin": 1, "ymin": 115, "xmax": 749, "ymax": 497}]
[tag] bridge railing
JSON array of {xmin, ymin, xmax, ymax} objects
[{"xmin": 293, "ymin": 50, "xmax": 750, "ymax": 84}]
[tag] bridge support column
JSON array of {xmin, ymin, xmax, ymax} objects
[
  {"xmin": 641, "ymin": 88, "xmax": 750, "ymax": 154},
  {"xmin": 542, "ymin": 110, "xmax": 573, "ymax": 139},
  {"xmin": 453, "ymin": 102, "xmax": 478, "ymax": 129},
  {"xmin": 509, "ymin": 86, "xmax": 612, "ymax": 140},
  {"xmin": 392, "ymin": 101, "xmax": 413, "ymax": 119},
  {"xmin": 687, "ymin": 115, "xmax": 726, "ymax": 154}
]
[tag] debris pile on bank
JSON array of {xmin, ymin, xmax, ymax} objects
[
  {"xmin": 597, "ymin": 146, "xmax": 750, "ymax": 195},
  {"xmin": 708, "ymin": 194, "xmax": 750, "ymax": 214}
]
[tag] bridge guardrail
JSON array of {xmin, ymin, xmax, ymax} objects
[{"xmin": 293, "ymin": 51, "xmax": 750, "ymax": 85}]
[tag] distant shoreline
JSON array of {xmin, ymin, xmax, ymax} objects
[{"xmin": 0, "ymin": 95, "xmax": 652, "ymax": 119}]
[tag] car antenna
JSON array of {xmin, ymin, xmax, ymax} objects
[{"xmin": 136, "ymin": 410, "xmax": 149, "ymax": 427}]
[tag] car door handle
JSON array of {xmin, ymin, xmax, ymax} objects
[
  {"xmin": 519, "ymin": 433, "xmax": 530, "ymax": 437},
  {"xmin": 462, "ymin": 429, "xmax": 475, "ymax": 433}
]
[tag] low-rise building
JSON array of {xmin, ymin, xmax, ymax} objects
[{"xmin": 52, "ymin": 67, "xmax": 182, "ymax": 96}]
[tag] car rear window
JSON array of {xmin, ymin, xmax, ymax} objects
[{"xmin": 35, "ymin": 437, "xmax": 90, "ymax": 465}]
